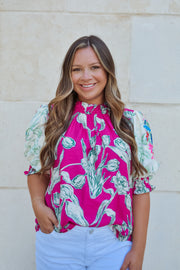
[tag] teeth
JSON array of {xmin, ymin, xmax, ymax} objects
[{"xmin": 81, "ymin": 84, "xmax": 95, "ymax": 88}]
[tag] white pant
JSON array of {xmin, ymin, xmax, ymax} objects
[{"xmin": 36, "ymin": 226, "xmax": 132, "ymax": 270}]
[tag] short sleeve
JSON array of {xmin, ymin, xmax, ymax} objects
[
  {"xmin": 130, "ymin": 110, "xmax": 159, "ymax": 194},
  {"xmin": 24, "ymin": 104, "xmax": 49, "ymax": 175}
]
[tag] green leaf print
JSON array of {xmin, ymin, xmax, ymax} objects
[
  {"xmin": 95, "ymin": 154, "xmax": 107, "ymax": 177},
  {"xmin": 81, "ymin": 137, "xmax": 111, "ymax": 198},
  {"xmin": 59, "ymin": 149, "xmax": 64, "ymax": 163},
  {"xmin": 105, "ymin": 159, "xmax": 120, "ymax": 172},
  {"xmin": 111, "ymin": 215, "xmax": 132, "ymax": 241},
  {"xmin": 103, "ymin": 187, "xmax": 115, "ymax": 197},
  {"xmin": 53, "ymin": 183, "xmax": 88, "ymax": 231},
  {"xmin": 53, "ymin": 192, "xmax": 61, "ymax": 206},
  {"xmin": 25, "ymin": 128, "xmax": 31, "ymax": 138},
  {"xmin": 104, "ymin": 208, "xmax": 116, "ymax": 224},
  {"xmin": 113, "ymin": 224, "xmax": 122, "ymax": 234},
  {"xmin": 91, "ymin": 188, "xmax": 116, "ymax": 226},
  {"xmin": 114, "ymin": 138, "xmax": 129, "ymax": 152},
  {"xmin": 65, "ymin": 201, "xmax": 89, "ymax": 226},
  {"xmin": 33, "ymin": 127, "xmax": 43, "ymax": 137},
  {"xmin": 108, "ymin": 146, "xmax": 129, "ymax": 164},
  {"xmin": 81, "ymin": 138, "xmax": 87, "ymax": 155},
  {"xmin": 111, "ymin": 171, "xmax": 129, "ymax": 195},
  {"xmin": 113, "ymin": 221, "xmax": 129, "ymax": 241},
  {"xmin": 54, "ymin": 198, "xmax": 65, "ymax": 232},
  {"xmin": 125, "ymin": 194, "xmax": 131, "ymax": 210},
  {"xmin": 134, "ymin": 179, "xmax": 150, "ymax": 194},
  {"xmin": 77, "ymin": 113, "xmax": 87, "ymax": 129},
  {"xmin": 60, "ymin": 184, "xmax": 79, "ymax": 205},
  {"xmin": 122, "ymin": 221, "xmax": 127, "ymax": 231},
  {"xmin": 90, "ymin": 175, "xmax": 110, "ymax": 199},
  {"xmin": 95, "ymin": 145, "xmax": 101, "ymax": 156},
  {"xmin": 94, "ymin": 115, "xmax": 105, "ymax": 131},
  {"xmin": 81, "ymin": 102, "xmax": 94, "ymax": 112},
  {"xmin": 62, "ymin": 137, "xmax": 76, "ymax": 149},
  {"xmin": 89, "ymin": 135, "xmax": 96, "ymax": 148},
  {"xmin": 61, "ymin": 171, "xmax": 86, "ymax": 189},
  {"xmin": 88, "ymin": 149, "xmax": 99, "ymax": 165},
  {"xmin": 100, "ymin": 106, "xmax": 108, "ymax": 114},
  {"xmin": 123, "ymin": 110, "xmax": 136, "ymax": 120},
  {"xmin": 72, "ymin": 175, "xmax": 86, "ymax": 189},
  {"xmin": 141, "ymin": 133, "xmax": 149, "ymax": 145},
  {"xmin": 60, "ymin": 184, "xmax": 74, "ymax": 199},
  {"xmin": 127, "ymin": 216, "xmax": 133, "ymax": 233},
  {"xmin": 91, "ymin": 200, "xmax": 110, "ymax": 225},
  {"xmin": 61, "ymin": 171, "xmax": 71, "ymax": 184},
  {"xmin": 81, "ymin": 157, "xmax": 89, "ymax": 172},
  {"xmin": 102, "ymin": 135, "xmax": 110, "ymax": 147}
]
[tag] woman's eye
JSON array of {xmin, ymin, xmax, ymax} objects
[
  {"xmin": 91, "ymin": 66, "xmax": 100, "ymax": 70},
  {"xmin": 72, "ymin": 68, "xmax": 81, "ymax": 72}
]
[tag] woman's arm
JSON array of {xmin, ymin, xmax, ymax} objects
[
  {"xmin": 120, "ymin": 193, "xmax": 150, "ymax": 270},
  {"xmin": 28, "ymin": 174, "xmax": 58, "ymax": 233}
]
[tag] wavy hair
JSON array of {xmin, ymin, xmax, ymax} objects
[{"xmin": 39, "ymin": 35, "xmax": 147, "ymax": 177}]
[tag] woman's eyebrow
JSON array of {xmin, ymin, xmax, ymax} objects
[{"xmin": 72, "ymin": 62, "xmax": 100, "ymax": 67}]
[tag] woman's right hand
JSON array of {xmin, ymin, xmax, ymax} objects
[
  {"xmin": 27, "ymin": 174, "xmax": 58, "ymax": 233},
  {"xmin": 32, "ymin": 199, "xmax": 58, "ymax": 234}
]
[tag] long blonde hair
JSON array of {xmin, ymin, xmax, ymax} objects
[{"xmin": 40, "ymin": 35, "xmax": 147, "ymax": 177}]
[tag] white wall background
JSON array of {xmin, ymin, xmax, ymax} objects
[{"xmin": 0, "ymin": 1, "xmax": 180, "ymax": 269}]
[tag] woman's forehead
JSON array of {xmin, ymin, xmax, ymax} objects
[{"xmin": 72, "ymin": 47, "xmax": 100, "ymax": 66}]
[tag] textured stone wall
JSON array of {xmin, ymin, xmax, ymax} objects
[{"xmin": 0, "ymin": 1, "xmax": 180, "ymax": 269}]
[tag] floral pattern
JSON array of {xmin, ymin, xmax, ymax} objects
[{"xmin": 24, "ymin": 101, "xmax": 159, "ymax": 241}]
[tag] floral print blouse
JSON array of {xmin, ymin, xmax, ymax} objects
[{"xmin": 24, "ymin": 101, "xmax": 158, "ymax": 241}]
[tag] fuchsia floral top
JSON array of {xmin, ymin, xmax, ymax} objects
[{"xmin": 24, "ymin": 101, "xmax": 158, "ymax": 241}]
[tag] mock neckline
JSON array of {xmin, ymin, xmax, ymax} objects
[{"xmin": 74, "ymin": 100, "xmax": 110, "ymax": 115}]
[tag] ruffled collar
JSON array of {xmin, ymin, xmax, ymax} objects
[{"xmin": 73, "ymin": 100, "xmax": 110, "ymax": 115}]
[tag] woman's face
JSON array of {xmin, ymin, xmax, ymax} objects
[{"xmin": 71, "ymin": 47, "xmax": 107, "ymax": 105}]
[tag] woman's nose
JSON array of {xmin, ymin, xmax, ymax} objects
[{"xmin": 81, "ymin": 69, "xmax": 92, "ymax": 80}]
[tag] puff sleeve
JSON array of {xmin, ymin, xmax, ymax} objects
[
  {"xmin": 129, "ymin": 110, "xmax": 159, "ymax": 194},
  {"xmin": 24, "ymin": 104, "xmax": 49, "ymax": 175}
]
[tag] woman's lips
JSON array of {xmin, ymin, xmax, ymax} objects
[{"xmin": 80, "ymin": 83, "xmax": 96, "ymax": 90}]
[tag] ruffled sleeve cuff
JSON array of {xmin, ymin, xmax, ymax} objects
[
  {"xmin": 24, "ymin": 104, "xmax": 49, "ymax": 175},
  {"xmin": 24, "ymin": 165, "xmax": 37, "ymax": 176},
  {"xmin": 130, "ymin": 110, "xmax": 159, "ymax": 194}
]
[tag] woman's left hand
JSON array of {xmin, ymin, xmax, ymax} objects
[
  {"xmin": 120, "ymin": 249, "xmax": 143, "ymax": 270},
  {"xmin": 121, "ymin": 193, "xmax": 150, "ymax": 269}
]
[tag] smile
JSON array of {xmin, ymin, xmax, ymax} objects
[{"xmin": 80, "ymin": 83, "xmax": 96, "ymax": 89}]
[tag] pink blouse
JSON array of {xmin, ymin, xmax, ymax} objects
[{"xmin": 24, "ymin": 101, "xmax": 158, "ymax": 241}]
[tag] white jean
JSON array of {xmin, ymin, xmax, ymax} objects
[{"xmin": 36, "ymin": 226, "xmax": 132, "ymax": 270}]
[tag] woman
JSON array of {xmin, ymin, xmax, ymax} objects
[{"xmin": 24, "ymin": 35, "xmax": 158, "ymax": 270}]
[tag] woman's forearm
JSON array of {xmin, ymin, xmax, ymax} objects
[
  {"xmin": 120, "ymin": 193, "xmax": 150, "ymax": 270},
  {"xmin": 27, "ymin": 173, "xmax": 58, "ymax": 233},
  {"xmin": 27, "ymin": 173, "xmax": 50, "ymax": 203},
  {"xmin": 131, "ymin": 193, "xmax": 150, "ymax": 258}
]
